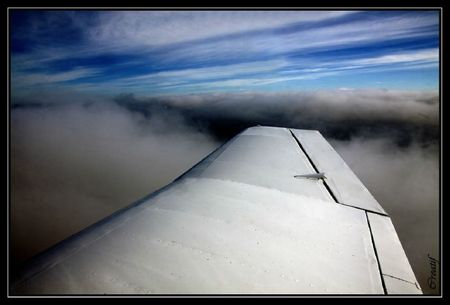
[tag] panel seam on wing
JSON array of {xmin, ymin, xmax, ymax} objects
[
  {"xmin": 289, "ymin": 129, "xmax": 340, "ymax": 204},
  {"xmin": 382, "ymin": 273, "xmax": 421, "ymax": 288},
  {"xmin": 187, "ymin": 177, "xmax": 332, "ymax": 204},
  {"xmin": 338, "ymin": 202, "xmax": 389, "ymax": 217},
  {"xmin": 365, "ymin": 211, "xmax": 387, "ymax": 295}
]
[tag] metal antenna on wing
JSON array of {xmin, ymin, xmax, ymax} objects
[{"xmin": 294, "ymin": 172, "xmax": 326, "ymax": 180}]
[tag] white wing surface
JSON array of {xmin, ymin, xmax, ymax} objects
[{"xmin": 10, "ymin": 126, "xmax": 421, "ymax": 295}]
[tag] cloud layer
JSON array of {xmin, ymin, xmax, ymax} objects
[
  {"xmin": 10, "ymin": 89, "xmax": 439, "ymax": 293},
  {"xmin": 113, "ymin": 89, "xmax": 439, "ymax": 146},
  {"xmin": 10, "ymin": 101, "xmax": 219, "ymax": 265}
]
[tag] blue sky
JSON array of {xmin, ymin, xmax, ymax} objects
[{"xmin": 10, "ymin": 10, "xmax": 439, "ymax": 97}]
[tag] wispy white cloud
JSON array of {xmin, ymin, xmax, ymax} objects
[
  {"xmin": 120, "ymin": 59, "xmax": 288, "ymax": 84},
  {"xmin": 266, "ymin": 49, "xmax": 439, "ymax": 83},
  {"xmin": 88, "ymin": 11, "xmax": 354, "ymax": 47},
  {"xmin": 349, "ymin": 48, "xmax": 438, "ymax": 65},
  {"xmin": 12, "ymin": 68, "xmax": 100, "ymax": 87},
  {"xmin": 143, "ymin": 71, "xmax": 341, "ymax": 92},
  {"xmin": 148, "ymin": 12, "xmax": 438, "ymax": 64},
  {"xmin": 114, "ymin": 48, "xmax": 438, "ymax": 91}
]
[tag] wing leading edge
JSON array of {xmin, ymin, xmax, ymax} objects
[{"xmin": 10, "ymin": 126, "xmax": 421, "ymax": 295}]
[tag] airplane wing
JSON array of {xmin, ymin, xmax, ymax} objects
[{"xmin": 10, "ymin": 126, "xmax": 422, "ymax": 295}]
